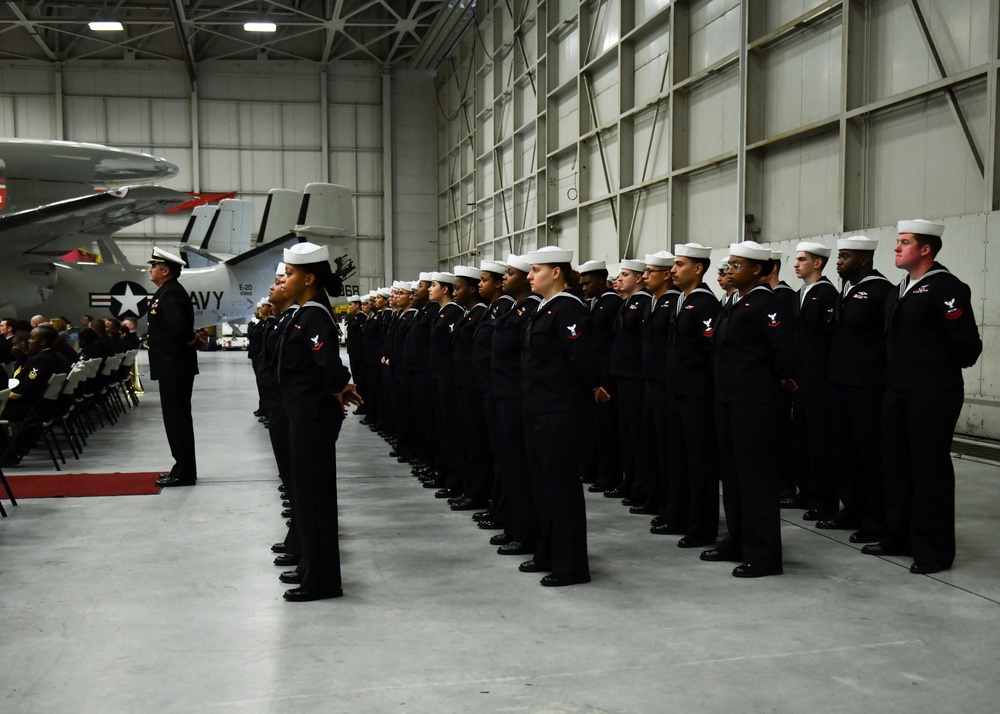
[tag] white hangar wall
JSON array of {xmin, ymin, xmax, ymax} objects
[
  {"xmin": 435, "ymin": 0, "xmax": 1000, "ymax": 438},
  {"xmin": 0, "ymin": 59, "xmax": 439, "ymax": 292}
]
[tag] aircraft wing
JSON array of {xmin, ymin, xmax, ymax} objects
[{"xmin": 0, "ymin": 185, "xmax": 190, "ymax": 257}]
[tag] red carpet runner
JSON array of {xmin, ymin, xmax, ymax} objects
[{"xmin": 2, "ymin": 472, "xmax": 163, "ymax": 498}]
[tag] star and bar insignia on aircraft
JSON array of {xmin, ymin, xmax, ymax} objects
[{"xmin": 89, "ymin": 281, "xmax": 150, "ymax": 319}]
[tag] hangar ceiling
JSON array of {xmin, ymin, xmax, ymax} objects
[{"xmin": 0, "ymin": 0, "xmax": 476, "ymax": 77}]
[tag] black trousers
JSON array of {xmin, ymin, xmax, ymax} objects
[
  {"xmin": 646, "ymin": 380, "xmax": 671, "ymax": 515},
  {"xmin": 882, "ymin": 388, "xmax": 963, "ymax": 567},
  {"xmin": 287, "ymin": 413, "xmax": 343, "ymax": 594},
  {"xmin": 394, "ymin": 371, "xmax": 416, "ymax": 460},
  {"xmin": 482, "ymin": 391, "xmax": 506, "ymax": 515},
  {"xmin": 716, "ymin": 399, "xmax": 782, "ymax": 568},
  {"xmin": 667, "ymin": 393, "xmax": 719, "ymax": 541},
  {"xmin": 157, "ymin": 374, "xmax": 197, "ymax": 480},
  {"xmin": 829, "ymin": 385, "xmax": 885, "ymax": 532},
  {"xmin": 524, "ymin": 408, "xmax": 590, "ymax": 578},
  {"xmin": 616, "ymin": 377, "xmax": 652, "ymax": 500},
  {"xmin": 495, "ymin": 395, "xmax": 539, "ymax": 544},
  {"xmin": 431, "ymin": 376, "xmax": 459, "ymax": 489},
  {"xmin": 773, "ymin": 389, "xmax": 796, "ymax": 498},
  {"xmin": 593, "ymin": 377, "xmax": 621, "ymax": 489},
  {"xmin": 792, "ymin": 375, "xmax": 838, "ymax": 513},
  {"xmin": 409, "ymin": 371, "xmax": 435, "ymax": 469},
  {"xmin": 456, "ymin": 383, "xmax": 492, "ymax": 503},
  {"xmin": 267, "ymin": 405, "xmax": 301, "ymax": 556}
]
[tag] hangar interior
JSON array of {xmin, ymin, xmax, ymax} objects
[{"xmin": 2, "ymin": 3, "xmax": 1000, "ymax": 712}]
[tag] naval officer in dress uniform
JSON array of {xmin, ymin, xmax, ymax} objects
[
  {"xmin": 148, "ymin": 247, "xmax": 200, "ymax": 488},
  {"xmin": 862, "ymin": 220, "xmax": 982, "ymax": 574}
]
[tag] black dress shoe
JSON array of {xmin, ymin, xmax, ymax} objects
[
  {"xmin": 678, "ymin": 536, "xmax": 716, "ymax": 549},
  {"xmin": 489, "ymin": 532, "xmax": 513, "ymax": 546},
  {"xmin": 861, "ymin": 542, "xmax": 911, "ymax": 557},
  {"xmin": 274, "ymin": 553, "xmax": 300, "ymax": 566},
  {"xmin": 421, "ymin": 480, "xmax": 443, "ymax": 489},
  {"xmin": 271, "ymin": 542, "xmax": 287, "ymax": 553},
  {"xmin": 388, "ymin": 451, "xmax": 400, "ymax": 458},
  {"xmin": 286, "ymin": 519, "xmax": 293, "ymax": 527},
  {"xmin": 281, "ymin": 500, "xmax": 291, "ymax": 508},
  {"xmin": 446, "ymin": 496, "xmax": 463, "ymax": 506},
  {"xmin": 848, "ymin": 530, "xmax": 883, "ymax": 544},
  {"xmin": 603, "ymin": 487, "xmax": 625, "ymax": 498},
  {"xmin": 700, "ymin": 547, "xmax": 741, "ymax": 563},
  {"xmin": 156, "ymin": 476, "xmax": 196, "ymax": 487},
  {"xmin": 434, "ymin": 488, "xmax": 459, "ymax": 499},
  {"xmin": 540, "ymin": 573, "xmax": 591, "ymax": 587},
  {"xmin": 518, "ymin": 559, "xmax": 550, "ymax": 573},
  {"xmin": 620, "ymin": 498, "xmax": 634, "ymax": 507},
  {"xmin": 816, "ymin": 518, "xmax": 856, "ymax": 530},
  {"xmin": 497, "ymin": 541, "xmax": 534, "ymax": 556},
  {"xmin": 629, "ymin": 504, "xmax": 655, "ymax": 515},
  {"xmin": 281, "ymin": 508, "xmax": 293, "ymax": 518},
  {"xmin": 471, "ymin": 511, "xmax": 491, "ymax": 522},
  {"xmin": 278, "ymin": 570, "xmax": 303, "ymax": 584},
  {"xmin": 477, "ymin": 518, "xmax": 504, "ymax": 530},
  {"xmin": 451, "ymin": 498, "xmax": 487, "ymax": 512},
  {"xmin": 910, "ymin": 562, "xmax": 951, "ymax": 575},
  {"xmin": 283, "ymin": 587, "xmax": 343, "ymax": 602},
  {"xmin": 587, "ymin": 484, "xmax": 606, "ymax": 493},
  {"xmin": 779, "ymin": 496, "xmax": 806, "ymax": 509},
  {"xmin": 732, "ymin": 563, "xmax": 783, "ymax": 578},
  {"xmin": 802, "ymin": 509, "xmax": 833, "ymax": 522},
  {"xmin": 650, "ymin": 515, "xmax": 665, "ymax": 527},
  {"xmin": 278, "ymin": 484, "xmax": 287, "ymax": 493},
  {"xmin": 650, "ymin": 523, "xmax": 684, "ymax": 536},
  {"xmin": 396, "ymin": 456, "xmax": 411, "ymax": 463}
]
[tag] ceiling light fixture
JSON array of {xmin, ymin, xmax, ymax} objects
[
  {"xmin": 89, "ymin": 21, "xmax": 124, "ymax": 31},
  {"xmin": 244, "ymin": 22, "xmax": 277, "ymax": 32}
]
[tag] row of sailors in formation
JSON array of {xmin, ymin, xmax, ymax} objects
[{"xmin": 262, "ymin": 220, "xmax": 980, "ymax": 586}]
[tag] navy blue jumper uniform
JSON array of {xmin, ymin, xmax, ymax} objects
[
  {"xmin": 713, "ymin": 285, "xmax": 796, "ymax": 570},
  {"xmin": 881, "ymin": 264, "xmax": 982, "ymax": 570},
  {"xmin": 276, "ymin": 299, "xmax": 352, "ymax": 597},
  {"xmin": 586, "ymin": 290, "xmax": 623, "ymax": 491},
  {"xmin": 522, "ymin": 292, "xmax": 600, "ymax": 579}
]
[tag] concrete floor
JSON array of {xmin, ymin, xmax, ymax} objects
[{"xmin": 1, "ymin": 351, "xmax": 998, "ymax": 714}]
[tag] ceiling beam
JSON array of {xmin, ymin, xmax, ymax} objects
[
  {"xmin": 6, "ymin": 0, "xmax": 58, "ymax": 60},
  {"xmin": 169, "ymin": 0, "xmax": 198, "ymax": 88}
]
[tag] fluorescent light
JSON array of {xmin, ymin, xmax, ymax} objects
[
  {"xmin": 89, "ymin": 21, "xmax": 124, "ymax": 32},
  {"xmin": 244, "ymin": 22, "xmax": 276, "ymax": 32}
]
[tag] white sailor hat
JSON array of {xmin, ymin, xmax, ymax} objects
[
  {"xmin": 366, "ymin": 291, "xmax": 377, "ymax": 300},
  {"xmin": 578, "ymin": 259, "xmax": 607, "ymax": 274},
  {"xmin": 480, "ymin": 260, "xmax": 508, "ymax": 275},
  {"xmin": 391, "ymin": 280, "xmax": 406, "ymax": 290},
  {"xmin": 837, "ymin": 235, "xmax": 879, "ymax": 251},
  {"xmin": 728, "ymin": 241, "xmax": 772, "ymax": 261},
  {"xmin": 620, "ymin": 259, "xmax": 647, "ymax": 273},
  {"xmin": 645, "ymin": 251, "xmax": 675, "ymax": 267},
  {"xmin": 397, "ymin": 281, "xmax": 414, "ymax": 293},
  {"xmin": 454, "ymin": 265, "xmax": 481, "ymax": 281},
  {"xmin": 795, "ymin": 241, "xmax": 831, "ymax": 258},
  {"xmin": 768, "ymin": 249, "xmax": 782, "ymax": 261},
  {"xmin": 418, "ymin": 271, "xmax": 434, "ymax": 282},
  {"xmin": 376, "ymin": 287, "xmax": 392, "ymax": 298},
  {"xmin": 347, "ymin": 294, "xmax": 362, "ymax": 303},
  {"xmin": 898, "ymin": 219, "xmax": 944, "ymax": 237},
  {"xmin": 430, "ymin": 271, "xmax": 455, "ymax": 284},
  {"xmin": 148, "ymin": 246, "xmax": 186, "ymax": 267},
  {"xmin": 717, "ymin": 260, "xmax": 729, "ymax": 271},
  {"xmin": 674, "ymin": 243, "xmax": 712, "ymax": 259},
  {"xmin": 275, "ymin": 262, "xmax": 286, "ymax": 274},
  {"xmin": 257, "ymin": 297, "xmax": 270, "ymax": 308},
  {"xmin": 283, "ymin": 241, "xmax": 329, "ymax": 265},
  {"xmin": 524, "ymin": 245, "xmax": 574, "ymax": 264},
  {"xmin": 506, "ymin": 254, "xmax": 531, "ymax": 273}
]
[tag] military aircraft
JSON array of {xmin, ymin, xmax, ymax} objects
[{"xmin": 0, "ymin": 139, "xmax": 359, "ymax": 328}]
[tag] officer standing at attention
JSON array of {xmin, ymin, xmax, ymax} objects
[
  {"xmin": 578, "ymin": 260, "xmax": 622, "ymax": 494},
  {"xmin": 518, "ymin": 246, "xmax": 607, "ymax": 586},
  {"xmin": 822, "ymin": 236, "xmax": 892, "ymax": 541},
  {"xmin": 148, "ymin": 247, "xmax": 200, "ymax": 488},
  {"xmin": 862, "ymin": 220, "xmax": 982, "ymax": 574},
  {"xmin": 275, "ymin": 241, "xmax": 361, "ymax": 601},
  {"xmin": 606, "ymin": 259, "xmax": 653, "ymax": 503},
  {"xmin": 664, "ymin": 243, "xmax": 720, "ymax": 548},
  {"xmin": 344, "ymin": 294, "xmax": 367, "ymax": 414},
  {"xmin": 701, "ymin": 241, "xmax": 796, "ymax": 577},
  {"xmin": 426, "ymin": 272, "xmax": 465, "ymax": 498}
]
